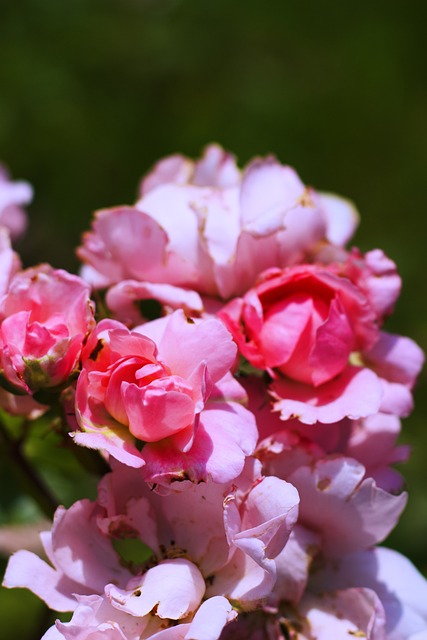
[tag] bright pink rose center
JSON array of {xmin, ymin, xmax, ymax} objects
[
  {"xmin": 23, "ymin": 319, "xmax": 69, "ymax": 359},
  {"xmin": 104, "ymin": 355, "xmax": 196, "ymax": 442},
  {"xmin": 260, "ymin": 291, "xmax": 355, "ymax": 386}
]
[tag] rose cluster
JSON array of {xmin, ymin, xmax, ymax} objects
[{"xmin": 1, "ymin": 147, "xmax": 426, "ymax": 639}]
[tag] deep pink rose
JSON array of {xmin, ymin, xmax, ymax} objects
[
  {"xmin": 220, "ymin": 259, "xmax": 423, "ymax": 424},
  {"xmin": 74, "ymin": 310, "xmax": 257, "ymax": 487},
  {"xmin": 0, "ymin": 265, "xmax": 95, "ymax": 394},
  {"xmin": 220, "ymin": 263, "xmax": 379, "ymax": 383},
  {"xmin": 220, "ymin": 263, "xmax": 385, "ymax": 423}
]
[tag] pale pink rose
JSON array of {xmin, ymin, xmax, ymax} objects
[
  {"xmin": 256, "ymin": 443, "xmax": 406, "ymax": 559},
  {"xmin": 73, "ymin": 310, "xmax": 257, "ymax": 487},
  {"xmin": 0, "ymin": 164, "xmax": 32, "ymax": 240},
  {"xmin": 255, "ymin": 428, "xmax": 406, "ymax": 560},
  {"xmin": 4, "ymin": 462, "xmax": 299, "ymax": 639},
  {"xmin": 293, "ymin": 588, "xmax": 387, "ymax": 639},
  {"xmin": 220, "ymin": 261, "xmax": 423, "ymax": 424},
  {"xmin": 96, "ymin": 460, "xmax": 299, "ymax": 607},
  {"xmin": 310, "ymin": 547, "xmax": 427, "ymax": 640},
  {"xmin": 78, "ymin": 145, "xmax": 358, "ymax": 321},
  {"xmin": 48, "ymin": 593, "xmax": 237, "ymax": 640},
  {"xmin": 287, "ymin": 456, "xmax": 407, "ymax": 557},
  {"xmin": 0, "ymin": 265, "xmax": 95, "ymax": 394},
  {"xmin": 218, "ymin": 588, "xmax": 386, "ymax": 639}
]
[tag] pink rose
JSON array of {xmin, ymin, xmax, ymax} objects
[
  {"xmin": 220, "ymin": 259, "xmax": 423, "ymax": 424},
  {"xmin": 220, "ymin": 263, "xmax": 383, "ymax": 423},
  {"xmin": 78, "ymin": 145, "xmax": 358, "ymax": 325},
  {"xmin": 311, "ymin": 547, "xmax": 427, "ymax": 639},
  {"xmin": 3, "ymin": 462, "xmax": 300, "ymax": 639},
  {"xmin": 220, "ymin": 263, "xmax": 380, "ymax": 382},
  {"xmin": 0, "ymin": 265, "xmax": 95, "ymax": 394},
  {"xmin": 0, "ymin": 164, "xmax": 32, "ymax": 240},
  {"xmin": 73, "ymin": 310, "xmax": 257, "ymax": 487}
]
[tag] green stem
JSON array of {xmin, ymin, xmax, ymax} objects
[
  {"xmin": 67, "ymin": 440, "xmax": 111, "ymax": 477},
  {"xmin": 0, "ymin": 420, "xmax": 59, "ymax": 520},
  {"xmin": 51, "ymin": 413, "xmax": 110, "ymax": 477}
]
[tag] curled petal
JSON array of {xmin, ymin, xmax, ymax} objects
[
  {"xmin": 288, "ymin": 457, "xmax": 407, "ymax": 556},
  {"xmin": 106, "ymin": 559, "xmax": 205, "ymax": 620},
  {"xmin": 106, "ymin": 280, "xmax": 203, "ymax": 326}
]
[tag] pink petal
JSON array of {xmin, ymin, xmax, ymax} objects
[
  {"xmin": 272, "ymin": 524, "xmax": 321, "ymax": 605},
  {"xmin": 361, "ymin": 249, "xmax": 401, "ymax": 319},
  {"xmin": 54, "ymin": 594, "xmax": 144, "ymax": 640},
  {"xmin": 240, "ymin": 158, "xmax": 308, "ymax": 235},
  {"xmin": 260, "ymin": 294, "xmax": 313, "ymax": 369},
  {"xmin": 136, "ymin": 185, "xmax": 208, "ymax": 284},
  {"xmin": 3, "ymin": 550, "xmax": 80, "ymax": 612},
  {"xmin": 288, "ymin": 457, "xmax": 407, "ymax": 556},
  {"xmin": 140, "ymin": 401, "xmax": 257, "ymax": 487},
  {"xmin": 271, "ymin": 366, "xmax": 382, "ymax": 424},
  {"xmin": 238, "ymin": 476, "xmax": 300, "ymax": 559},
  {"xmin": 363, "ymin": 331, "xmax": 424, "ymax": 388},
  {"xmin": 140, "ymin": 154, "xmax": 193, "ymax": 194},
  {"xmin": 378, "ymin": 379, "xmax": 414, "ymax": 417},
  {"xmin": 319, "ymin": 192, "xmax": 359, "ymax": 246},
  {"xmin": 154, "ymin": 310, "xmax": 237, "ymax": 384},
  {"xmin": 299, "ymin": 588, "xmax": 386, "ymax": 639},
  {"xmin": 106, "ymin": 559, "xmax": 205, "ymax": 620},
  {"xmin": 123, "ymin": 379, "xmax": 195, "ymax": 442},
  {"xmin": 311, "ymin": 547, "xmax": 427, "ymax": 640},
  {"xmin": 72, "ymin": 428, "xmax": 145, "ymax": 468},
  {"xmin": 310, "ymin": 295, "xmax": 354, "ymax": 385},
  {"xmin": 78, "ymin": 207, "xmax": 171, "ymax": 285},
  {"xmin": 193, "ymin": 143, "xmax": 240, "ymax": 188},
  {"xmin": 184, "ymin": 596, "xmax": 237, "ymax": 640},
  {"xmin": 212, "ymin": 477, "xmax": 299, "ymax": 603},
  {"xmin": 106, "ymin": 280, "xmax": 203, "ymax": 326},
  {"xmin": 51, "ymin": 501, "xmax": 129, "ymax": 593}
]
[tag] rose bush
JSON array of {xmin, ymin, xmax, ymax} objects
[{"xmin": 1, "ymin": 147, "xmax": 426, "ymax": 640}]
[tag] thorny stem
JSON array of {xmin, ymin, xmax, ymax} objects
[{"xmin": 0, "ymin": 419, "xmax": 59, "ymax": 520}]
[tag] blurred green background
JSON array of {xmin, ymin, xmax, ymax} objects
[{"xmin": 1, "ymin": 0, "xmax": 426, "ymax": 636}]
